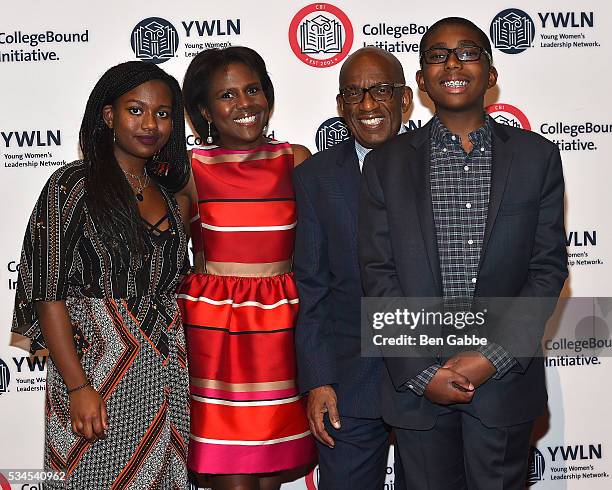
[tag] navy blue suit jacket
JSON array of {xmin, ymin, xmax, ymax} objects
[
  {"xmin": 359, "ymin": 120, "xmax": 568, "ymax": 429},
  {"xmin": 293, "ymin": 138, "xmax": 383, "ymax": 419}
]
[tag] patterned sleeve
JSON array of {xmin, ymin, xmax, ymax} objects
[
  {"xmin": 12, "ymin": 162, "xmax": 86, "ymax": 352},
  {"xmin": 403, "ymin": 364, "xmax": 441, "ymax": 396}
]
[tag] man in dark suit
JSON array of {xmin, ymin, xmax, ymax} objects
[
  {"xmin": 293, "ymin": 47, "xmax": 412, "ymax": 489},
  {"xmin": 359, "ymin": 18, "xmax": 567, "ymax": 489}
]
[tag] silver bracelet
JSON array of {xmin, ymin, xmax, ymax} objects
[{"xmin": 67, "ymin": 379, "xmax": 91, "ymax": 394}]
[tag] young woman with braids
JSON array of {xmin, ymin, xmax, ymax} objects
[{"xmin": 12, "ymin": 61, "xmax": 191, "ymax": 488}]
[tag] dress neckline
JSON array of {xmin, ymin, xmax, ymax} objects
[
  {"xmin": 198, "ymin": 138, "xmax": 287, "ymax": 153},
  {"xmin": 140, "ymin": 186, "xmax": 179, "ymax": 241}
]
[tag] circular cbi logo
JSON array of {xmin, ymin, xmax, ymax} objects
[
  {"xmin": 490, "ymin": 9, "xmax": 536, "ymax": 54},
  {"xmin": 316, "ymin": 117, "xmax": 350, "ymax": 151},
  {"xmin": 131, "ymin": 17, "xmax": 179, "ymax": 64},
  {"xmin": 486, "ymin": 103, "xmax": 531, "ymax": 131},
  {"xmin": 289, "ymin": 3, "xmax": 354, "ymax": 68},
  {"xmin": 526, "ymin": 446, "xmax": 546, "ymax": 486},
  {"xmin": 0, "ymin": 358, "xmax": 10, "ymax": 395}
]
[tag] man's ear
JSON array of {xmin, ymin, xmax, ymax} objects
[
  {"xmin": 336, "ymin": 94, "xmax": 345, "ymax": 118},
  {"xmin": 102, "ymin": 105, "xmax": 114, "ymax": 129},
  {"xmin": 401, "ymin": 86, "xmax": 413, "ymax": 114}
]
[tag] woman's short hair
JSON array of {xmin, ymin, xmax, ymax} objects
[{"xmin": 183, "ymin": 46, "xmax": 275, "ymax": 142}]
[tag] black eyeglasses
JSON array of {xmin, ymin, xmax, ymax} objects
[
  {"xmin": 421, "ymin": 46, "xmax": 492, "ymax": 65},
  {"xmin": 339, "ymin": 83, "xmax": 405, "ymax": 104}
]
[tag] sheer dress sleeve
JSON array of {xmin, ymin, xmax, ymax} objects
[{"xmin": 12, "ymin": 162, "xmax": 86, "ymax": 352}]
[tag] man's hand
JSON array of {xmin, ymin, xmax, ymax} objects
[
  {"xmin": 443, "ymin": 351, "xmax": 496, "ymax": 388},
  {"xmin": 424, "ymin": 367, "xmax": 475, "ymax": 405},
  {"xmin": 307, "ymin": 385, "xmax": 341, "ymax": 448}
]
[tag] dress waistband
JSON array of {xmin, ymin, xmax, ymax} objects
[{"xmin": 201, "ymin": 259, "xmax": 292, "ymax": 277}]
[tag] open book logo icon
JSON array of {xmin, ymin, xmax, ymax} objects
[
  {"xmin": 289, "ymin": 4, "xmax": 353, "ymax": 68},
  {"xmin": 0, "ymin": 359, "xmax": 10, "ymax": 395},
  {"xmin": 299, "ymin": 14, "xmax": 343, "ymax": 54},
  {"xmin": 490, "ymin": 9, "xmax": 535, "ymax": 55},
  {"xmin": 316, "ymin": 117, "xmax": 350, "ymax": 151},
  {"xmin": 526, "ymin": 446, "xmax": 545, "ymax": 485},
  {"xmin": 131, "ymin": 17, "xmax": 179, "ymax": 64}
]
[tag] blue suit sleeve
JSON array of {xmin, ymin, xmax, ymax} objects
[
  {"xmin": 485, "ymin": 145, "xmax": 568, "ymax": 372},
  {"xmin": 293, "ymin": 168, "xmax": 338, "ymax": 393}
]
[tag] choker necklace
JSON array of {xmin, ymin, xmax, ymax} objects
[{"xmin": 122, "ymin": 168, "xmax": 149, "ymax": 201}]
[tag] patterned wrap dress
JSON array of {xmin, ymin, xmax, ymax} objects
[
  {"xmin": 12, "ymin": 161, "xmax": 190, "ymax": 489},
  {"xmin": 178, "ymin": 140, "xmax": 316, "ymax": 474}
]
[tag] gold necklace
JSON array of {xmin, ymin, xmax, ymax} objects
[{"xmin": 122, "ymin": 168, "xmax": 149, "ymax": 201}]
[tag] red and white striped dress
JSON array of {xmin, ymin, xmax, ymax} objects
[{"xmin": 178, "ymin": 140, "xmax": 316, "ymax": 474}]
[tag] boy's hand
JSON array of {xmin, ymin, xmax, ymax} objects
[
  {"xmin": 443, "ymin": 351, "xmax": 496, "ymax": 388},
  {"xmin": 424, "ymin": 367, "xmax": 475, "ymax": 405}
]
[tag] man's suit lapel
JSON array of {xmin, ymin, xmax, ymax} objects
[
  {"xmin": 479, "ymin": 121, "xmax": 514, "ymax": 268},
  {"xmin": 333, "ymin": 139, "xmax": 361, "ymax": 220},
  {"xmin": 405, "ymin": 125, "xmax": 443, "ymax": 294}
]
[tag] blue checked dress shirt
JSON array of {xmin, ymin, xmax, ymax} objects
[{"xmin": 405, "ymin": 115, "xmax": 516, "ymax": 396}]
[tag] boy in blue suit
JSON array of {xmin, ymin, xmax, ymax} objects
[{"xmin": 359, "ymin": 17, "xmax": 567, "ymax": 489}]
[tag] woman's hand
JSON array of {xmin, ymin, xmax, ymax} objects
[
  {"xmin": 69, "ymin": 386, "xmax": 108, "ymax": 442},
  {"xmin": 36, "ymin": 301, "xmax": 108, "ymax": 442}
]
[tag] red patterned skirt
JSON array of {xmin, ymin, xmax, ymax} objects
[{"xmin": 178, "ymin": 272, "xmax": 316, "ymax": 474}]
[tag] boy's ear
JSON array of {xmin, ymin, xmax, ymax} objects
[
  {"xmin": 400, "ymin": 86, "xmax": 413, "ymax": 114},
  {"xmin": 487, "ymin": 66, "xmax": 498, "ymax": 89},
  {"xmin": 416, "ymin": 70, "xmax": 427, "ymax": 93}
]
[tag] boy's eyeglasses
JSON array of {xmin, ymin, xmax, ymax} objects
[{"xmin": 421, "ymin": 46, "xmax": 492, "ymax": 65}]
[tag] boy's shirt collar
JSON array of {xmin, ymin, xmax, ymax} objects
[{"xmin": 430, "ymin": 113, "xmax": 492, "ymax": 151}]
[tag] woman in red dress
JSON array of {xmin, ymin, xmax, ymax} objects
[{"xmin": 178, "ymin": 47, "xmax": 316, "ymax": 490}]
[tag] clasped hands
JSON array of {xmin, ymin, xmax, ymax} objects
[{"xmin": 424, "ymin": 350, "xmax": 496, "ymax": 405}]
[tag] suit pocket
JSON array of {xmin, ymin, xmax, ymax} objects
[{"xmin": 498, "ymin": 200, "xmax": 538, "ymax": 216}]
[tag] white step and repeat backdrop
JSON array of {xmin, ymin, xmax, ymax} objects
[{"xmin": 1, "ymin": 1, "xmax": 611, "ymax": 488}]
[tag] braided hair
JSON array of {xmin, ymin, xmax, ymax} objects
[
  {"xmin": 79, "ymin": 61, "xmax": 189, "ymax": 255},
  {"xmin": 183, "ymin": 46, "xmax": 275, "ymax": 143}
]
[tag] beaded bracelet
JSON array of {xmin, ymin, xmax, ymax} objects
[{"xmin": 67, "ymin": 380, "xmax": 91, "ymax": 394}]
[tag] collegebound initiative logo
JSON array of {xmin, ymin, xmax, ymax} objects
[
  {"xmin": 486, "ymin": 103, "xmax": 531, "ymax": 131},
  {"xmin": 131, "ymin": 17, "xmax": 179, "ymax": 64},
  {"xmin": 315, "ymin": 117, "xmax": 350, "ymax": 151},
  {"xmin": 289, "ymin": 3, "xmax": 353, "ymax": 68},
  {"xmin": 0, "ymin": 358, "xmax": 10, "ymax": 395},
  {"xmin": 527, "ymin": 446, "xmax": 546, "ymax": 485},
  {"xmin": 490, "ymin": 8, "xmax": 536, "ymax": 54}
]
